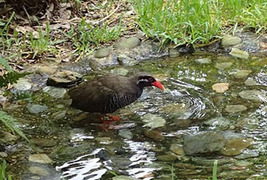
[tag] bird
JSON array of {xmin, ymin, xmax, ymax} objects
[{"xmin": 68, "ymin": 72, "xmax": 165, "ymax": 117}]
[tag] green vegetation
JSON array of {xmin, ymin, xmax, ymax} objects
[
  {"xmin": 0, "ymin": 160, "xmax": 12, "ymax": 180},
  {"xmin": 133, "ymin": 0, "xmax": 267, "ymax": 46},
  {"xmin": 212, "ymin": 160, "xmax": 218, "ymax": 180}
]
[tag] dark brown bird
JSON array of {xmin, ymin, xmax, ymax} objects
[{"xmin": 68, "ymin": 72, "xmax": 165, "ymax": 114}]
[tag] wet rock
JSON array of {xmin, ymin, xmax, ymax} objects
[
  {"xmin": 221, "ymin": 35, "xmax": 242, "ymax": 46},
  {"xmin": 110, "ymin": 68, "xmax": 129, "ymax": 76},
  {"xmin": 112, "ymin": 175, "xmax": 138, "ymax": 180},
  {"xmin": 220, "ymin": 138, "xmax": 253, "ymax": 156},
  {"xmin": 191, "ymin": 157, "xmax": 229, "ymax": 166},
  {"xmin": 225, "ymin": 105, "xmax": 247, "ymax": 113},
  {"xmin": 0, "ymin": 132, "xmax": 19, "ymax": 142},
  {"xmin": 0, "ymin": 152, "xmax": 7, "ymax": 157},
  {"xmin": 169, "ymin": 43, "xmax": 194, "ymax": 57},
  {"xmin": 118, "ymin": 129, "xmax": 133, "ymax": 139},
  {"xmin": 157, "ymin": 154, "xmax": 177, "ymax": 161},
  {"xmin": 144, "ymin": 129, "xmax": 165, "ymax": 141},
  {"xmin": 52, "ymin": 110, "xmax": 66, "ymax": 120},
  {"xmin": 195, "ymin": 58, "xmax": 212, "ymax": 64},
  {"xmin": 117, "ymin": 54, "xmax": 138, "ymax": 66},
  {"xmin": 114, "ymin": 37, "xmax": 141, "ymax": 49},
  {"xmin": 47, "ymin": 70, "xmax": 83, "ymax": 88},
  {"xmin": 29, "ymin": 166, "xmax": 50, "ymax": 176},
  {"xmin": 234, "ymin": 160, "xmax": 253, "ymax": 167},
  {"xmin": 183, "ymin": 131, "xmax": 225, "ymax": 155},
  {"xmin": 233, "ymin": 70, "xmax": 252, "ymax": 79},
  {"xmin": 235, "ymin": 149, "xmax": 259, "ymax": 159},
  {"xmin": 229, "ymin": 48, "xmax": 249, "ymax": 59},
  {"xmin": 92, "ymin": 54, "xmax": 119, "ymax": 67},
  {"xmin": 95, "ymin": 137, "xmax": 113, "ymax": 145},
  {"xmin": 31, "ymin": 138, "xmax": 57, "ymax": 147},
  {"xmin": 37, "ymin": 66, "xmax": 56, "ymax": 75},
  {"xmin": 94, "ymin": 47, "xmax": 111, "ymax": 58},
  {"xmin": 42, "ymin": 86, "xmax": 67, "ymax": 98},
  {"xmin": 29, "ymin": 154, "xmax": 52, "ymax": 164},
  {"xmin": 212, "ymin": 83, "xmax": 229, "ymax": 93},
  {"xmin": 27, "ymin": 104, "xmax": 48, "ymax": 114},
  {"xmin": 159, "ymin": 103, "xmax": 190, "ymax": 119},
  {"xmin": 259, "ymin": 36, "xmax": 267, "ymax": 49},
  {"xmin": 142, "ymin": 113, "xmax": 166, "ymax": 129},
  {"xmin": 204, "ymin": 117, "xmax": 230, "ymax": 130},
  {"xmin": 239, "ymin": 90, "xmax": 266, "ymax": 102},
  {"xmin": 13, "ymin": 78, "xmax": 32, "ymax": 91},
  {"xmin": 244, "ymin": 78, "xmax": 259, "ymax": 86},
  {"xmin": 170, "ymin": 144, "xmax": 185, "ymax": 155},
  {"xmin": 215, "ymin": 62, "xmax": 233, "ymax": 69}
]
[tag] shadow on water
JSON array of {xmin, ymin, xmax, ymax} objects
[{"xmin": 5, "ymin": 52, "xmax": 267, "ymax": 179}]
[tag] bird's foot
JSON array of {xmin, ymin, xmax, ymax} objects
[{"xmin": 99, "ymin": 114, "xmax": 121, "ymax": 131}]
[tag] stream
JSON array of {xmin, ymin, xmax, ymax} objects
[{"xmin": 2, "ymin": 51, "xmax": 267, "ymax": 180}]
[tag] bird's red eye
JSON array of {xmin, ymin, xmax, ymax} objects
[{"xmin": 149, "ymin": 77, "xmax": 154, "ymax": 82}]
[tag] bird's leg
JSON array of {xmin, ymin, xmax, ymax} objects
[
  {"xmin": 98, "ymin": 114, "xmax": 120, "ymax": 131},
  {"xmin": 106, "ymin": 114, "xmax": 120, "ymax": 122}
]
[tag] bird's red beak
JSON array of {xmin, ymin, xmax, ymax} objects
[{"xmin": 152, "ymin": 80, "xmax": 165, "ymax": 91}]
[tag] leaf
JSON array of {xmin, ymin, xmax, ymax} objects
[
  {"xmin": 0, "ymin": 56, "xmax": 12, "ymax": 72},
  {"xmin": 0, "ymin": 111, "xmax": 29, "ymax": 142}
]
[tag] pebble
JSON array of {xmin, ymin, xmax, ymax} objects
[
  {"xmin": 42, "ymin": 86, "xmax": 67, "ymax": 98},
  {"xmin": 157, "ymin": 154, "xmax": 177, "ymax": 161},
  {"xmin": 110, "ymin": 68, "xmax": 129, "ymax": 76},
  {"xmin": 204, "ymin": 117, "xmax": 230, "ymax": 130},
  {"xmin": 112, "ymin": 175, "xmax": 138, "ymax": 180},
  {"xmin": 195, "ymin": 58, "xmax": 212, "ymax": 64},
  {"xmin": 212, "ymin": 83, "xmax": 229, "ymax": 93},
  {"xmin": 215, "ymin": 62, "xmax": 233, "ymax": 69},
  {"xmin": 229, "ymin": 48, "xmax": 249, "ymax": 59},
  {"xmin": 170, "ymin": 144, "xmax": 185, "ymax": 155},
  {"xmin": 144, "ymin": 129, "xmax": 165, "ymax": 141},
  {"xmin": 29, "ymin": 166, "xmax": 50, "ymax": 176},
  {"xmin": 31, "ymin": 138, "xmax": 57, "ymax": 147},
  {"xmin": 244, "ymin": 78, "xmax": 258, "ymax": 86},
  {"xmin": 26, "ymin": 104, "xmax": 48, "ymax": 114},
  {"xmin": 29, "ymin": 154, "xmax": 52, "ymax": 164},
  {"xmin": 13, "ymin": 78, "xmax": 32, "ymax": 91},
  {"xmin": 225, "ymin": 105, "xmax": 247, "ymax": 113},
  {"xmin": 220, "ymin": 138, "xmax": 253, "ymax": 156},
  {"xmin": 239, "ymin": 90, "xmax": 266, "ymax": 102},
  {"xmin": 118, "ymin": 129, "xmax": 133, "ymax": 139},
  {"xmin": 233, "ymin": 70, "xmax": 252, "ymax": 79},
  {"xmin": 142, "ymin": 113, "xmax": 166, "ymax": 129},
  {"xmin": 221, "ymin": 35, "xmax": 242, "ymax": 46}
]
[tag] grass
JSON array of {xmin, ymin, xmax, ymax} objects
[
  {"xmin": 132, "ymin": 0, "xmax": 267, "ymax": 47},
  {"xmin": 0, "ymin": 160, "xmax": 12, "ymax": 180}
]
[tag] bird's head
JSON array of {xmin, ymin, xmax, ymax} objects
[{"xmin": 136, "ymin": 74, "xmax": 165, "ymax": 91}]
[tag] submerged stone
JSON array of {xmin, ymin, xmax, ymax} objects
[
  {"xmin": 29, "ymin": 166, "xmax": 50, "ymax": 176},
  {"xmin": 170, "ymin": 144, "xmax": 185, "ymax": 155},
  {"xmin": 244, "ymin": 78, "xmax": 258, "ymax": 86},
  {"xmin": 233, "ymin": 70, "xmax": 252, "ymax": 79},
  {"xmin": 118, "ymin": 129, "xmax": 133, "ymax": 140},
  {"xmin": 215, "ymin": 62, "xmax": 233, "ymax": 69},
  {"xmin": 144, "ymin": 129, "xmax": 165, "ymax": 141},
  {"xmin": 220, "ymin": 138, "xmax": 253, "ymax": 156},
  {"xmin": 27, "ymin": 104, "xmax": 48, "ymax": 114},
  {"xmin": 183, "ymin": 131, "xmax": 225, "ymax": 155},
  {"xmin": 212, "ymin": 83, "xmax": 229, "ymax": 93},
  {"xmin": 225, "ymin": 105, "xmax": 247, "ymax": 113},
  {"xmin": 31, "ymin": 138, "xmax": 57, "ymax": 147},
  {"xmin": 114, "ymin": 37, "xmax": 140, "ymax": 49},
  {"xmin": 221, "ymin": 35, "xmax": 242, "ymax": 46},
  {"xmin": 204, "ymin": 117, "xmax": 230, "ymax": 130},
  {"xmin": 113, "ymin": 175, "xmax": 138, "ymax": 180},
  {"xmin": 43, "ymin": 86, "xmax": 67, "ymax": 98},
  {"xmin": 239, "ymin": 90, "xmax": 266, "ymax": 102},
  {"xmin": 235, "ymin": 149, "xmax": 259, "ymax": 159},
  {"xmin": 229, "ymin": 48, "xmax": 249, "ymax": 59},
  {"xmin": 29, "ymin": 154, "xmax": 52, "ymax": 164},
  {"xmin": 142, "ymin": 113, "xmax": 166, "ymax": 129},
  {"xmin": 195, "ymin": 58, "xmax": 212, "ymax": 64}
]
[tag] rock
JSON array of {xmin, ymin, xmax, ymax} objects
[
  {"xmin": 159, "ymin": 102, "xmax": 190, "ymax": 119},
  {"xmin": 93, "ymin": 54, "xmax": 119, "ymax": 67},
  {"xmin": 220, "ymin": 138, "xmax": 253, "ymax": 156},
  {"xmin": 110, "ymin": 68, "xmax": 129, "ymax": 76},
  {"xmin": 170, "ymin": 144, "xmax": 185, "ymax": 155},
  {"xmin": 157, "ymin": 154, "xmax": 177, "ymax": 161},
  {"xmin": 29, "ymin": 154, "xmax": 52, "ymax": 164},
  {"xmin": 42, "ymin": 86, "xmax": 67, "ymax": 98},
  {"xmin": 233, "ymin": 70, "xmax": 252, "ymax": 79},
  {"xmin": 239, "ymin": 90, "xmax": 266, "ymax": 102},
  {"xmin": 31, "ymin": 138, "xmax": 57, "ymax": 147},
  {"xmin": 52, "ymin": 110, "xmax": 66, "ymax": 120},
  {"xmin": 114, "ymin": 37, "xmax": 141, "ymax": 49},
  {"xmin": 142, "ymin": 113, "xmax": 166, "ymax": 129},
  {"xmin": 215, "ymin": 62, "xmax": 233, "ymax": 69},
  {"xmin": 29, "ymin": 166, "xmax": 50, "ymax": 176},
  {"xmin": 118, "ymin": 129, "xmax": 133, "ymax": 139},
  {"xmin": 0, "ymin": 132, "xmax": 19, "ymax": 142},
  {"xmin": 229, "ymin": 48, "xmax": 249, "ymax": 59},
  {"xmin": 47, "ymin": 70, "xmax": 83, "ymax": 88},
  {"xmin": 195, "ymin": 58, "xmax": 212, "ymax": 64},
  {"xmin": 225, "ymin": 105, "xmax": 247, "ymax": 113},
  {"xmin": 13, "ymin": 78, "xmax": 32, "ymax": 91},
  {"xmin": 168, "ymin": 48, "xmax": 181, "ymax": 57},
  {"xmin": 259, "ymin": 36, "xmax": 267, "ymax": 49},
  {"xmin": 244, "ymin": 78, "xmax": 258, "ymax": 86},
  {"xmin": 144, "ymin": 129, "xmax": 165, "ymax": 141},
  {"xmin": 235, "ymin": 149, "xmax": 259, "ymax": 159},
  {"xmin": 117, "ymin": 54, "xmax": 138, "ymax": 66},
  {"xmin": 234, "ymin": 160, "xmax": 253, "ymax": 167},
  {"xmin": 26, "ymin": 104, "xmax": 48, "ymax": 114},
  {"xmin": 94, "ymin": 47, "xmax": 111, "ymax": 58},
  {"xmin": 183, "ymin": 131, "xmax": 225, "ymax": 155},
  {"xmin": 204, "ymin": 117, "xmax": 230, "ymax": 130},
  {"xmin": 0, "ymin": 152, "xmax": 7, "ymax": 157},
  {"xmin": 95, "ymin": 137, "xmax": 113, "ymax": 145},
  {"xmin": 212, "ymin": 83, "xmax": 229, "ymax": 93},
  {"xmin": 221, "ymin": 35, "xmax": 242, "ymax": 46},
  {"xmin": 112, "ymin": 175, "xmax": 138, "ymax": 180},
  {"xmin": 37, "ymin": 66, "xmax": 56, "ymax": 75}
]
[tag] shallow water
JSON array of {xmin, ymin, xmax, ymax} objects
[{"xmin": 4, "ymin": 51, "xmax": 267, "ymax": 179}]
